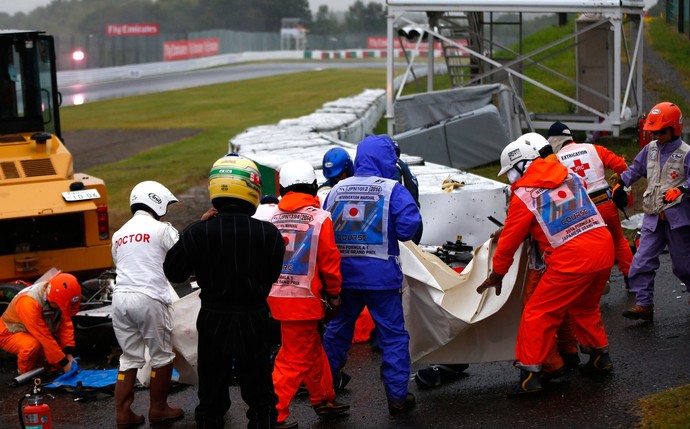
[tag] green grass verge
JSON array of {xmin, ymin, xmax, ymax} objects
[
  {"xmin": 645, "ymin": 17, "xmax": 690, "ymax": 115},
  {"xmin": 638, "ymin": 385, "xmax": 690, "ymax": 428},
  {"xmin": 61, "ymin": 68, "xmax": 385, "ymax": 228}
]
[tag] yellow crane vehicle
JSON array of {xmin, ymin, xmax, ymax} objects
[{"xmin": 0, "ymin": 30, "xmax": 112, "ymax": 311}]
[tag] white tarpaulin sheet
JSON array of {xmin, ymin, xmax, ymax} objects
[
  {"xmin": 169, "ymin": 289, "xmax": 201, "ymax": 385},
  {"xmin": 402, "ymin": 239, "xmax": 528, "ymax": 364}
]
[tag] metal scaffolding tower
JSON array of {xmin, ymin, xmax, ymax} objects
[{"xmin": 385, "ymin": 0, "xmax": 646, "ymax": 137}]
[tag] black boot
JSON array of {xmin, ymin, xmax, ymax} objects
[
  {"xmin": 388, "ymin": 392, "xmax": 416, "ymax": 415},
  {"xmin": 539, "ymin": 365, "xmax": 567, "ymax": 383},
  {"xmin": 507, "ymin": 369, "xmax": 542, "ymax": 396},
  {"xmin": 332, "ymin": 370, "xmax": 351, "ymax": 392},
  {"xmin": 561, "ymin": 352, "xmax": 581, "ymax": 371},
  {"xmin": 579, "ymin": 351, "xmax": 613, "ymax": 376}
]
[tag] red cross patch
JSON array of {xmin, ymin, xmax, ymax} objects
[
  {"xmin": 570, "ymin": 159, "xmax": 590, "ymax": 177},
  {"xmin": 670, "ymin": 170, "xmax": 679, "ymax": 180}
]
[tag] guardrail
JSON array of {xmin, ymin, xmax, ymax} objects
[
  {"xmin": 57, "ymin": 51, "xmax": 304, "ymax": 86},
  {"xmin": 57, "ymin": 49, "xmax": 444, "ymax": 87}
]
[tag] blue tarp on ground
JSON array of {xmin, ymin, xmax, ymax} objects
[
  {"xmin": 45, "ymin": 362, "xmax": 118, "ymax": 389},
  {"xmin": 45, "ymin": 362, "xmax": 181, "ymax": 390}
]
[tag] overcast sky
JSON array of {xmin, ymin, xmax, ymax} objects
[
  {"xmin": 0, "ymin": 0, "xmax": 656, "ymax": 16},
  {"xmin": 1, "ymin": 0, "xmax": 384, "ymax": 15}
]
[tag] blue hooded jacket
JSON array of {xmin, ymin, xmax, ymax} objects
[{"xmin": 324, "ymin": 135, "xmax": 422, "ymax": 290}]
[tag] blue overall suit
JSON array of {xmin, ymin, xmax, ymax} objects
[{"xmin": 322, "ymin": 134, "xmax": 422, "ymax": 404}]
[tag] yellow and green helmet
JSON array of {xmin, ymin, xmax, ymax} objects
[{"xmin": 208, "ymin": 154, "xmax": 262, "ymax": 207}]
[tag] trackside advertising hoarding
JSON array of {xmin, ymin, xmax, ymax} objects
[
  {"xmin": 163, "ymin": 38, "xmax": 221, "ymax": 61},
  {"xmin": 106, "ymin": 24, "xmax": 160, "ymax": 36}
]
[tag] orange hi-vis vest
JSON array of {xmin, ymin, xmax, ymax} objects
[
  {"xmin": 2, "ymin": 282, "xmax": 60, "ymax": 334},
  {"xmin": 1, "ymin": 281, "xmax": 74, "ymax": 365}
]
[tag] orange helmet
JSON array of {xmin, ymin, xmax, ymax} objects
[
  {"xmin": 47, "ymin": 273, "xmax": 82, "ymax": 317},
  {"xmin": 644, "ymin": 102, "xmax": 683, "ymax": 136}
]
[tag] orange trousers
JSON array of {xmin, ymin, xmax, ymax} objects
[
  {"xmin": 273, "ymin": 320, "xmax": 336, "ymax": 422},
  {"xmin": 523, "ymin": 269, "xmax": 578, "ymax": 372},
  {"xmin": 516, "ymin": 268, "xmax": 611, "ymax": 370},
  {"xmin": 598, "ymin": 200, "xmax": 633, "ymax": 277},
  {"xmin": 0, "ymin": 319, "xmax": 45, "ymax": 374}
]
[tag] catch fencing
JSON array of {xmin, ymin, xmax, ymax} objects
[{"xmin": 55, "ymin": 29, "xmax": 381, "ymax": 71}]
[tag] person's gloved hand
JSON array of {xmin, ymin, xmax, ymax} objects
[
  {"xmin": 491, "ymin": 227, "xmax": 504, "ymax": 245},
  {"xmin": 612, "ymin": 183, "xmax": 629, "ymax": 209},
  {"xmin": 62, "ymin": 356, "xmax": 80, "ymax": 374},
  {"xmin": 476, "ymin": 271, "xmax": 505, "ymax": 296},
  {"xmin": 324, "ymin": 294, "xmax": 341, "ymax": 323},
  {"xmin": 663, "ymin": 186, "xmax": 687, "ymax": 204}
]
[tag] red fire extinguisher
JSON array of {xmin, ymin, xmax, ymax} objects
[
  {"xmin": 20, "ymin": 378, "xmax": 52, "ymax": 429},
  {"xmin": 639, "ymin": 114, "xmax": 652, "ymax": 147}
]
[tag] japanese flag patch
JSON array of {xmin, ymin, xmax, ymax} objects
[{"xmin": 343, "ymin": 202, "xmax": 365, "ymax": 221}]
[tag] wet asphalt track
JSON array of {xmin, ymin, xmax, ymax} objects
[
  {"xmin": 58, "ymin": 61, "xmax": 408, "ymax": 105},
  {"xmin": 1, "ymin": 253, "xmax": 688, "ymax": 428}
]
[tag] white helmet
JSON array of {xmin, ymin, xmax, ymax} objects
[
  {"xmin": 498, "ymin": 133, "xmax": 547, "ymax": 176},
  {"xmin": 130, "ymin": 181, "xmax": 178, "ymax": 217},
  {"xmin": 279, "ymin": 160, "xmax": 317, "ymax": 188}
]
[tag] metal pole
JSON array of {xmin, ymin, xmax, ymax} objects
[
  {"xmin": 427, "ymin": 13, "xmax": 438, "ymax": 93},
  {"xmin": 621, "ymin": 18, "xmax": 643, "ymax": 120},
  {"xmin": 10, "ymin": 367, "xmax": 45, "ymax": 387},
  {"xmin": 613, "ymin": 18, "xmax": 622, "ymax": 136},
  {"xmin": 386, "ymin": 12, "xmax": 395, "ymax": 136},
  {"xmin": 636, "ymin": 17, "xmax": 645, "ymax": 113}
]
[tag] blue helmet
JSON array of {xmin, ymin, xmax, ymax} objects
[{"xmin": 322, "ymin": 147, "xmax": 354, "ymax": 180}]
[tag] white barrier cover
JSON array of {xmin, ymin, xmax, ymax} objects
[{"xmin": 279, "ymin": 112, "xmax": 359, "ymax": 130}]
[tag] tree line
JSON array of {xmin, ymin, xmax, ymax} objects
[{"xmin": 0, "ymin": 0, "xmax": 386, "ymax": 39}]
